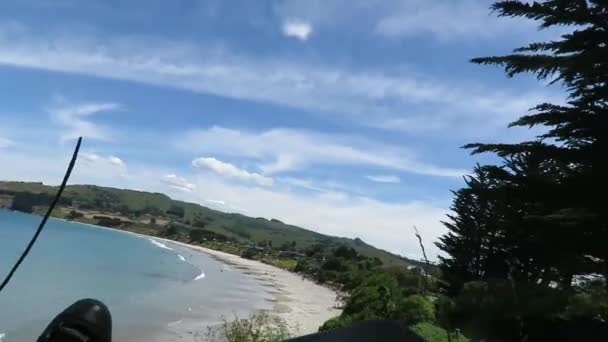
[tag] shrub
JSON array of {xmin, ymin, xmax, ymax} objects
[
  {"xmin": 242, "ymin": 249, "xmax": 258, "ymax": 259},
  {"xmin": 210, "ymin": 312, "xmax": 290, "ymax": 342},
  {"xmin": 66, "ymin": 210, "xmax": 84, "ymax": 220},
  {"xmin": 411, "ymin": 322, "xmax": 469, "ymax": 342},
  {"xmin": 397, "ymin": 295, "xmax": 435, "ymax": 324},
  {"xmin": 166, "ymin": 205, "xmax": 185, "ymax": 218},
  {"xmin": 319, "ymin": 316, "xmax": 354, "ymax": 332}
]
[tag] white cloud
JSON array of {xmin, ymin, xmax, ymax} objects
[
  {"xmin": 160, "ymin": 174, "xmax": 196, "ymax": 192},
  {"xmin": 108, "ymin": 155, "xmax": 126, "ymax": 167},
  {"xmin": 179, "ymin": 126, "xmax": 466, "ymax": 178},
  {"xmin": 282, "ymin": 19, "xmax": 312, "ymax": 41},
  {"xmin": 49, "ymin": 102, "xmax": 120, "ymax": 142},
  {"xmin": 204, "ymin": 199, "xmax": 225, "ymax": 206},
  {"xmin": 0, "ymin": 21, "xmax": 561, "ymax": 137},
  {"xmin": 192, "ymin": 157, "xmax": 274, "ymax": 186},
  {"xmin": 366, "ymin": 174, "xmax": 401, "ymax": 183},
  {"xmin": 81, "ymin": 152, "xmax": 127, "ymax": 173},
  {"xmin": 0, "ymin": 137, "xmax": 14, "ymax": 148}
]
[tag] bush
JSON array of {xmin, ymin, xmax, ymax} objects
[
  {"xmin": 242, "ymin": 249, "xmax": 258, "ymax": 259},
  {"xmin": 334, "ymin": 245, "xmax": 358, "ymax": 259},
  {"xmin": 209, "ymin": 312, "xmax": 290, "ymax": 342},
  {"xmin": 93, "ymin": 216, "xmax": 124, "ymax": 227},
  {"xmin": 319, "ymin": 315, "xmax": 354, "ymax": 332},
  {"xmin": 321, "ymin": 257, "xmax": 346, "ymax": 272},
  {"xmin": 66, "ymin": 210, "xmax": 84, "ymax": 220},
  {"xmin": 163, "ymin": 225, "xmax": 179, "ymax": 236},
  {"xmin": 397, "ymin": 295, "xmax": 435, "ymax": 324},
  {"xmin": 192, "ymin": 219, "xmax": 207, "ymax": 228},
  {"xmin": 342, "ymin": 273, "xmax": 401, "ymax": 320},
  {"xmin": 411, "ymin": 322, "xmax": 469, "ymax": 342},
  {"xmin": 166, "ymin": 205, "xmax": 185, "ymax": 218},
  {"xmin": 563, "ymin": 286, "xmax": 608, "ymax": 322}
]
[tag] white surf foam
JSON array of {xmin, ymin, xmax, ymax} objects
[
  {"xmin": 148, "ymin": 238, "xmax": 174, "ymax": 251},
  {"xmin": 194, "ymin": 271, "xmax": 206, "ymax": 280},
  {"xmin": 177, "ymin": 254, "xmax": 186, "ymax": 262},
  {"xmin": 167, "ymin": 319, "xmax": 183, "ymax": 327},
  {"xmin": 0, "ymin": 332, "xmax": 5, "ymax": 342}
]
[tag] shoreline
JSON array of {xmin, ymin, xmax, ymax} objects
[
  {"xmin": 68, "ymin": 219, "xmax": 342, "ymax": 339},
  {"xmin": 160, "ymin": 237, "xmax": 343, "ymax": 336}
]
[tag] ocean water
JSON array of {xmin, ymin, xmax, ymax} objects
[{"xmin": 0, "ymin": 210, "xmax": 272, "ymax": 341}]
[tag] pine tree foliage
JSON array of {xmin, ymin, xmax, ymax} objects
[{"xmin": 451, "ymin": 0, "xmax": 608, "ymax": 286}]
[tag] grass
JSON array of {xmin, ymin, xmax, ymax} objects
[
  {"xmin": 411, "ymin": 322, "xmax": 469, "ymax": 342},
  {"xmin": 263, "ymin": 257, "xmax": 298, "ymax": 271}
]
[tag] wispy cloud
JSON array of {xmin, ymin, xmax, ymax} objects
[
  {"xmin": 366, "ymin": 174, "xmax": 401, "ymax": 183},
  {"xmin": 374, "ymin": 0, "xmax": 535, "ymax": 40},
  {"xmin": 192, "ymin": 157, "xmax": 274, "ymax": 186},
  {"xmin": 282, "ymin": 19, "xmax": 312, "ymax": 41},
  {"xmin": 161, "ymin": 174, "xmax": 196, "ymax": 192},
  {"xmin": 0, "ymin": 21, "xmax": 559, "ymax": 136},
  {"xmin": 179, "ymin": 126, "xmax": 466, "ymax": 178},
  {"xmin": 275, "ymin": 0, "xmax": 539, "ymax": 41},
  {"xmin": 49, "ymin": 102, "xmax": 120, "ymax": 142}
]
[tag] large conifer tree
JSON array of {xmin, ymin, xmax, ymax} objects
[{"xmin": 443, "ymin": 0, "xmax": 608, "ymax": 288}]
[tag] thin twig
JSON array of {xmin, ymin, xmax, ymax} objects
[{"xmin": 414, "ymin": 225, "xmax": 430, "ymax": 266}]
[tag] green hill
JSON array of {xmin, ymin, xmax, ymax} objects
[{"xmin": 0, "ymin": 181, "xmax": 415, "ymax": 268}]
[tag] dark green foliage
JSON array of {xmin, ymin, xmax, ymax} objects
[
  {"xmin": 435, "ymin": 1, "xmax": 608, "ymax": 341},
  {"xmin": 411, "ymin": 322, "xmax": 469, "ymax": 342},
  {"xmin": 325, "ymin": 270, "xmax": 434, "ymax": 329},
  {"xmin": 166, "ymin": 205, "xmax": 185, "ymax": 218},
  {"xmin": 319, "ymin": 316, "xmax": 355, "ymax": 332},
  {"xmin": 192, "ymin": 219, "xmax": 207, "ymax": 228},
  {"xmin": 93, "ymin": 216, "xmax": 125, "ymax": 227},
  {"xmin": 321, "ymin": 257, "xmax": 346, "ymax": 272},
  {"xmin": 384, "ymin": 266, "xmax": 425, "ymax": 292},
  {"xmin": 163, "ymin": 225, "xmax": 179, "ymax": 237},
  {"xmin": 465, "ymin": 0, "xmax": 608, "ymax": 283},
  {"xmin": 189, "ymin": 229, "xmax": 228, "ymax": 243},
  {"xmin": 241, "ymin": 248, "xmax": 258, "ymax": 259},
  {"xmin": 9, "ymin": 192, "xmax": 57, "ymax": 212},
  {"xmin": 397, "ymin": 295, "xmax": 435, "ymax": 325},
  {"xmin": 66, "ymin": 210, "xmax": 83, "ymax": 220},
  {"xmin": 334, "ymin": 245, "xmax": 358, "ymax": 259},
  {"xmin": 563, "ymin": 283, "xmax": 608, "ymax": 322},
  {"xmin": 223, "ymin": 225, "xmax": 252, "ymax": 239}
]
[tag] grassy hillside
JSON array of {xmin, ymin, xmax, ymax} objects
[{"xmin": 0, "ymin": 181, "xmax": 414, "ymax": 268}]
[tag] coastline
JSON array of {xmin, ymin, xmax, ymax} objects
[{"xmin": 75, "ymin": 221, "xmax": 342, "ymax": 339}]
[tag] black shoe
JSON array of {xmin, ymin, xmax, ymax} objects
[{"xmin": 37, "ymin": 299, "xmax": 112, "ymax": 342}]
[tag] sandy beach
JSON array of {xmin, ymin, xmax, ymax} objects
[
  {"xmin": 81, "ymin": 222, "xmax": 343, "ymax": 340},
  {"xmin": 159, "ymin": 237, "xmax": 343, "ymax": 339}
]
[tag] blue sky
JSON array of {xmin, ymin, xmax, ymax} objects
[{"xmin": 0, "ymin": 0, "xmax": 568, "ymax": 259}]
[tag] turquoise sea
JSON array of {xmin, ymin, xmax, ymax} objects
[{"xmin": 0, "ymin": 210, "xmax": 271, "ymax": 341}]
